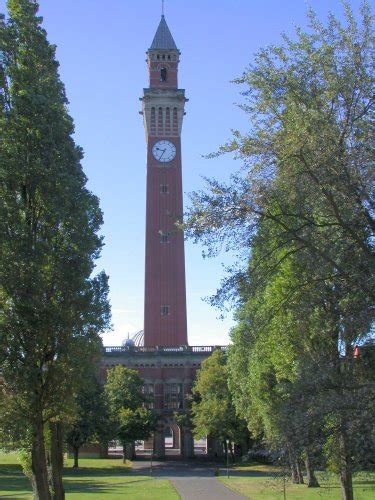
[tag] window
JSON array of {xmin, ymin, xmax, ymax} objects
[
  {"xmin": 172, "ymin": 107, "xmax": 178, "ymax": 134},
  {"xmin": 164, "ymin": 383, "xmax": 183, "ymax": 409},
  {"xmin": 160, "ymin": 232, "xmax": 170, "ymax": 243},
  {"xmin": 160, "ymin": 67, "xmax": 167, "ymax": 82},
  {"xmin": 165, "ymin": 107, "xmax": 171, "ymax": 133},
  {"xmin": 142, "ymin": 384, "xmax": 155, "ymax": 409},
  {"xmin": 161, "ymin": 305, "xmax": 170, "ymax": 316},
  {"xmin": 158, "ymin": 107, "xmax": 163, "ymax": 134},
  {"xmin": 150, "ymin": 107, "xmax": 156, "ymax": 135},
  {"xmin": 160, "ymin": 184, "xmax": 169, "ymax": 194}
]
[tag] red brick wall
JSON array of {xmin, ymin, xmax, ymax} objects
[{"xmin": 143, "ymin": 135, "xmax": 188, "ymax": 347}]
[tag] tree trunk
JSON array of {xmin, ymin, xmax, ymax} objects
[
  {"xmin": 289, "ymin": 452, "xmax": 299, "ymax": 484},
  {"xmin": 223, "ymin": 440, "xmax": 228, "ymax": 460},
  {"xmin": 304, "ymin": 455, "xmax": 319, "ymax": 488},
  {"xmin": 228, "ymin": 442, "xmax": 235, "ymax": 462},
  {"xmin": 239, "ymin": 439, "xmax": 248, "ymax": 458},
  {"xmin": 291, "ymin": 462, "xmax": 299, "ymax": 483},
  {"xmin": 49, "ymin": 422, "xmax": 65, "ymax": 500},
  {"xmin": 234, "ymin": 443, "xmax": 240, "ymax": 458},
  {"xmin": 99, "ymin": 442, "xmax": 109, "ymax": 459},
  {"xmin": 339, "ymin": 432, "xmax": 353, "ymax": 500},
  {"xmin": 31, "ymin": 417, "xmax": 51, "ymax": 500},
  {"xmin": 122, "ymin": 444, "xmax": 126, "ymax": 464},
  {"xmin": 72, "ymin": 447, "xmax": 79, "ymax": 469},
  {"xmin": 340, "ymin": 467, "xmax": 354, "ymax": 500},
  {"xmin": 296, "ymin": 460, "xmax": 304, "ymax": 484}
]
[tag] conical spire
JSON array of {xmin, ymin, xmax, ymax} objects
[{"xmin": 149, "ymin": 15, "xmax": 178, "ymax": 51}]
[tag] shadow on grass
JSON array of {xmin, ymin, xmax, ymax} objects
[
  {"xmin": 0, "ymin": 464, "xmax": 23, "ymax": 475},
  {"xmin": 0, "ymin": 473, "xmax": 31, "ymax": 493},
  {"xmin": 221, "ymin": 467, "xmax": 281, "ymax": 478},
  {"xmin": 0, "ymin": 461, "xmax": 30, "ymax": 495},
  {"xmin": 64, "ymin": 477, "xmax": 154, "ymax": 493},
  {"xmin": 63, "ymin": 466, "xmax": 131, "ymax": 478}
]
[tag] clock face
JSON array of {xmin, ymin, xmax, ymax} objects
[{"xmin": 152, "ymin": 140, "xmax": 176, "ymax": 163}]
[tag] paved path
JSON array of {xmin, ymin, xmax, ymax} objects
[
  {"xmin": 132, "ymin": 460, "xmax": 246, "ymax": 499},
  {"xmin": 170, "ymin": 477, "xmax": 244, "ymax": 500}
]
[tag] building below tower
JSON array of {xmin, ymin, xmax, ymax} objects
[{"xmin": 101, "ymin": 344, "xmax": 226, "ymax": 458}]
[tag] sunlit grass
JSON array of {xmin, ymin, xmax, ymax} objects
[
  {"xmin": 220, "ymin": 463, "xmax": 375, "ymax": 499},
  {"xmin": 0, "ymin": 452, "xmax": 179, "ymax": 499}
]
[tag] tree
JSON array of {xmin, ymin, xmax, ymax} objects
[
  {"xmin": 65, "ymin": 374, "xmax": 111, "ymax": 469},
  {"xmin": 117, "ymin": 408, "xmax": 156, "ymax": 461},
  {"xmin": 0, "ymin": 1, "xmax": 110, "ymax": 498},
  {"xmin": 191, "ymin": 349, "xmax": 248, "ymax": 460},
  {"xmin": 104, "ymin": 365, "xmax": 156, "ymax": 462},
  {"xmin": 185, "ymin": 1, "xmax": 374, "ymax": 318},
  {"xmin": 185, "ymin": 4, "xmax": 374, "ymax": 499},
  {"xmin": 229, "ymin": 219, "xmax": 375, "ymax": 491}
]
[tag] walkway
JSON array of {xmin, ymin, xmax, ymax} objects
[{"xmin": 132, "ymin": 460, "xmax": 246, "ymax": 500}]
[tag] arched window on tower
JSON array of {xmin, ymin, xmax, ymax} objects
[
  {"xmin": 160, "ymin": 67, "xmax": 167, "ymax": 82},
  {"xmin": 150, "ymin": 107, "xmax": 156, "ymax": 135},
  {"xmin": 172, "ymin": 107, "xmax": 178, "ymax": 134},
  {"xmin": 158, "ymin": 107, "xmax": 163, "ymax": 135},
  {"xmin": 165, "ymin": 107, "xmax": 171, "ymax": 134}
]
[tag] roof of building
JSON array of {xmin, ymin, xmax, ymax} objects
[{"xmin": 149, "ymin": 15, "xmax": 178, "ymax": 51}]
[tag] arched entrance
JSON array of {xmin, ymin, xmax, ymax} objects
[
  {"xmin": 164, "ymin": 421, "xmax": 180, "ymax": 454},
  {"xmin": 164, "ymin": 425, "xmax": 174, "ymax": 448}
]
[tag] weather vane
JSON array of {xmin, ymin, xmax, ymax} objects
[{"xmin": 162, "ymin": 0, "xmax": 165, "ymax": 16}]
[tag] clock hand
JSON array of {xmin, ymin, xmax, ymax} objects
[{"xmin": 159, "ymin": 149, "xmax": 166, "ymax": 160}]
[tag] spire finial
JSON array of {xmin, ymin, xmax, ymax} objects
[{"xmin": 162, "ymin": 0, "xmax": 165, "ymax": 16}]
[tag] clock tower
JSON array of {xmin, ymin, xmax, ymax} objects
[
  {"xmin": 141, "ymin": 15, "xmax": 188, "ymax": 347},
  {"xmin": 101, "ymin": 12, "xmax": 226, "ymax": 460}
]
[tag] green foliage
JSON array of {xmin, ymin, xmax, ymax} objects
[
  {"xmin": 65, "ymin": 373, "xmax": 111, "ymax": 460},
  {"xmin": 0, "ymin": 0, "xmax": 111, "ymax": 495},
  {"xmin": 191, "ymin": 349, "xmax": 247, "ymax": 445},
  {"xmin": 185, "ymin": 2, "xmax": 374, "ymax": 498},
  {"xmin": 185, "ymin": 1, "xmax": 374, "ymax": 322},
  {"xmin": 17, "ymin": 448, "xmax": 33, "ymax": 479},
  {"xmin": 105, "ymin": 365, "xmax": 145, "ymax": 413},
  {"xmin": 117, "ymin": 407, "xmax": 156, "ymax": 446},
  {"xmin": 104, "ymin": 366, "xmax": 156, "ymax": 448}
]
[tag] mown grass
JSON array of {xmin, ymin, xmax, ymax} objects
[
  {"xmin": 220, "ymin": 462, "xmax": 375, "ymax": 499},
  {"xmin": 0, "ymin": 453, "xmax": 179, "ymax": 499}
]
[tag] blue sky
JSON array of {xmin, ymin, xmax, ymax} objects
[{"xmin": 1, "ymin": 0, "xmax": 367, "ymax": 346}]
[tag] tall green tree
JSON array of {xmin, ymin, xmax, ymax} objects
[
  {"xmin": 65, "ymin": 374, "xmax": 111, "ymax": 469},
  {"xmin": 104, "ymin": 366, "xmax": 156, "ymax": 461},
  {"xmin": 185, "ymin": 1, "xmax": 374, "ymax": 318},
  {"xmin": 191, "ymin": 349, "xmax": 248, "ymax": 460},
  {"xmin": 0, "ymin": 1, "xmax": 110, "ymax": 498},
  {"xmin": 185, "ymin": 3, "xmax": 374, "ymax": 499}
]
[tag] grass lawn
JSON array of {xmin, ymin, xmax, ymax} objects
[
  {"xmin": 220, "ymin": 463, "xmax": 375, "ymax": 499},
  {"xmin": 0, "ymin": 453, "xmax": 179, "ymax": 499}
]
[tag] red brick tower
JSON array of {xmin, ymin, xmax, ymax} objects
[{"xmin": 141, "ymin": 16, "xmax": 188, "ymax": 347}]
